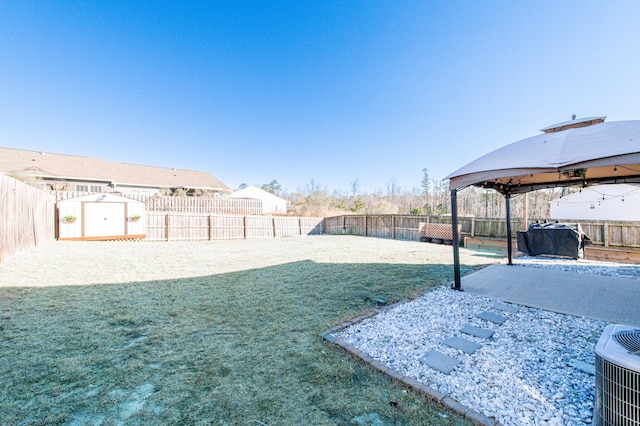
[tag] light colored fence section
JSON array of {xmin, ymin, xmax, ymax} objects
[
  {"xmin": 0, "ymin": 175, "xmax": 56, "ymax": 261},
  {"xmin": 146, "ymin": 213, "xmax": 324, "ymax": 241},
  {"xmin": 324, "ymin": 214, "xmax": 640, "ymax": 248},
  {"xmin": 52, "ymin": 191, "xmax": 262, "ymax": 215}
]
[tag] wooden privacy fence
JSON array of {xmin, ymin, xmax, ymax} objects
[
  {"xmin": 52, "ymin": 191, "xmax": 263, "ymax": 215},
  {"xmin": 576, "ymin": 222, "xmax": 640, "ymax": 248},
  {"xmin": 467, "ymin": 218, "xmax": 640, "ymax": 249},
  {"xmin": 324, "ymin": 214, "xmax": 640, "ymax": 248},
  {"xmin": 0, "ymin": 174, "xmax": 56, "ymax": 261},
  {"xmin": 145, "ymin": 213, "xmax": 324, "ymax": 241},
  {"xmin": 324, "ymin": 215, "xmax": 429, "ymax": 240}
]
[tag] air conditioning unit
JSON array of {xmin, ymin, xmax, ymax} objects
[{"xmin": 594, "ymin": 324, "xmax": 640, "ymax": 426}]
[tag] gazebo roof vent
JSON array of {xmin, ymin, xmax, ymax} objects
[{"xmin": 540, "ymin": 115, "xmax": 606, "ymax": 134}]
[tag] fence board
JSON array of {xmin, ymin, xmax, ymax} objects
[
  {"xmin": 323, "ymin": 214, "xmax": 640, "ymax": 248},
  {"xmin": 367, "ymin": 215, "xmax": 393, "ymax": 239},
  {"xmin": 394, "ymin": 216, "xmax": 422, "ymax": 240},
  {"xmin": 0, "ymin": 174, "xmax": 56, "ymax": 261},
  {"xmin": 144, "ymin": 213, "xmax": 323, "ymax": 241},
  {"xmin": 300, "ymin": 217, "xmax": 325, "ymax": 236}
]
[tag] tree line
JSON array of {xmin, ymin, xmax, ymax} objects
[{"xmin": 253, "ymin": 169, "xmax": 568, "ymax": 219}]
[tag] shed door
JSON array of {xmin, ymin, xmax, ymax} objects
[{"xmin": 84, "ymin": 202, "xmax": 126, "ymax": 237}]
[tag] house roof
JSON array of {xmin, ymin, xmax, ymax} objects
[
  {"xmin": 229, "ymin": 185, "xmax": 286, "ymax": 202},
  {"xmin": 0, "ymin": 147, "xmax": 229, "ymax": 191}
]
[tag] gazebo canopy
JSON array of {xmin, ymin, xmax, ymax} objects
[
  {"xmin": 446, "ymin": 117, "xmax": 640, "ymax": 195},
  {"xmin": 446, "ymin": 116, "xmax": 640, "ymax": 290}
]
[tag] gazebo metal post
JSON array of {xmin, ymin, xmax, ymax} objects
[
  {"xmin": 505, "ymin": 192, "xmax": 513, "ymax": 265},
  {"xmin": 451, "ymin": 189, "xmax": 462, "ymax": 290}
]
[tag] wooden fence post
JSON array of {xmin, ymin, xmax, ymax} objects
[
  {"xmin": 391, "ymin": 215, "xmax": 396, "ymax": 239},
  {"xmin": 603, "ymin": 223, "xmax": 609, "ymax": 247},
  {"xmin": 299, "ymin": 218, "xmax": 303, "ymax": 236},
  {"xmin": 244, "ymin": 216, "xmax": 248, "ymax": 239},
  {"xmin": 165, "ymin": 213, "xmax": 170, "ymax": 241},
  {"xmin": 471, "ymin": 217, "xmax": 475, "ymax": 237},
  {"xmin": 208, "ymin": 215, "xmax": 213, "ymax": 240},
  {"xmin": 273, "ymin": 217, "xmax": 277, "ymax": 238},
  {"xmin": 364, "ymin": 215, "xmax": 368, "ymax": 237}
]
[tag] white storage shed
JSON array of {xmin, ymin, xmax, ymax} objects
[{"xmin": 58, "ymin": 193, "xmax": 146, "ymax": 240}]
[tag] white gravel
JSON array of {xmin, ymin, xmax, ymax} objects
[
  {"xmin": 513, "ymin": 255, "xmax": 640, "ymax": 280},
  {"xmin": 335, "ymin": 256, "xmax": 640, "ymax": 426}
]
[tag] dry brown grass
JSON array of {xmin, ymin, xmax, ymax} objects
[{"xmin": 0, "ymin": 236, "xmax": 496, "ymax": 425}]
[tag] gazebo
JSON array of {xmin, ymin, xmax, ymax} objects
[{"xmin": 446, "ymin": 116, "xmax": 640, "ymax": 290}]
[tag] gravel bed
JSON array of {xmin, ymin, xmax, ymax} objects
[
  {"xmin": 513, "ymin": 255, "xmax": 640, "ymax": 280},
  {"xmin": 334, "ymin": 257, "xmax": 640, "ymax": 426}
]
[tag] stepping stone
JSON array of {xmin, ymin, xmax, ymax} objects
[
  {"xmin": 461, "ymin": 325, "xmax": 494, "ymax": 339},
  {"xmin": 492, "ymin": 302, "xmax": 519, "ymax": 313},
  {"xmin": 443, "ymin": 336, "xmax": 482, "ymax": 354},
  {"xmin": 570, "ymin": 359, "xmax": 595, "ymax": 376},
  {"xmin": 477, "ymin": 311, "xmax": 507, "ymax": 325},
  {"xmin": 419, "ymin": 350, "xmax": 460, "ymax": 374}
]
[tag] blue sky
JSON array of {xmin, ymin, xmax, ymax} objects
[{"xmin": 1, "ymin": 1, "xmax": 639, "ymax": 194}]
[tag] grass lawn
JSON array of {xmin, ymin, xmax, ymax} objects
[{"xmin": 0, "ymin": 236, "xmax": 496, "ymax": 425}]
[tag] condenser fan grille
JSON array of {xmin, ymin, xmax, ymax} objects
[
  {"xmin": 615, "ymin": 330, "xmax": 640, "ymax": 356},
  {"xmin": 595, "ymin": 325, "xmax": 640, "ymax": 426}
]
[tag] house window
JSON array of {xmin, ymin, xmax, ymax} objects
[
  {"xmin": 76, "ymin": 184, "xmax": 89, "ymax": 192},
  {"xmin": 590, "ymin": 203, "xmax": 596, "ymax": 209},
  {"xmin": 90, "ymin": 185, "xmax": 102, "ymax": 193}
]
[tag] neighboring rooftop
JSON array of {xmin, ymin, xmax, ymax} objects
[{"xmin": 0, "ymin": 147, "xmax": 229, "ymax": 192}]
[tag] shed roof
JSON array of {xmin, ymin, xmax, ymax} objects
[{"xmin": 0, "ymin": 147, "xmax": 229, "ymax": 191}]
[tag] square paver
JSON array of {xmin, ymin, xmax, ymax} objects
[
  {"xmin": 461, "ymin": 325, "xmax": 494, "ymax": 339},
  {"xmin": 570, "ymin": 359, "xmax": 595, "ymax": 375},
  {"xmin": 492, "ymin": 302, "xmax": 519, "ymax": 313},
  {"xmin": 443, "ymin": 336, "xmax": 482, "ymax": 354},
  {"xmin": 477, "ymin": 311, "xmax": 507, "ymax": 325},
  {"xmin": 419, "ymin": 350, "xmax": 460, "ymax": 374}
]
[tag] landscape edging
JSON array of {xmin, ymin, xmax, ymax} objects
[{"xmin": 319, "ymin": 295, "xmax": 500, "ymax": 426}]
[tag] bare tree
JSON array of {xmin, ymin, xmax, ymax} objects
[{"xmin": 350, "ymin": 179, "xmax": 361, "ymax": 198}]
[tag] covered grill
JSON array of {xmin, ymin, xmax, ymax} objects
[{"xmin": 517, "ymin": 222, "xmax": 591, "ymax": 259}]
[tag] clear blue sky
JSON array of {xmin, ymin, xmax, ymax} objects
[{"xmin": 1, "ymin": 1, "xmax": 639, "ymax": 194}]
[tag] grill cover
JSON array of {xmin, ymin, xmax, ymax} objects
[{"xmin": 517, "ymin": 222, "xmax": 591, "ymax": 259}]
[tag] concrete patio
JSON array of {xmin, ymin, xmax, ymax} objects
[{"xmin": 461, "ymin": 264, "xmax": 640, "ymax": 327}]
